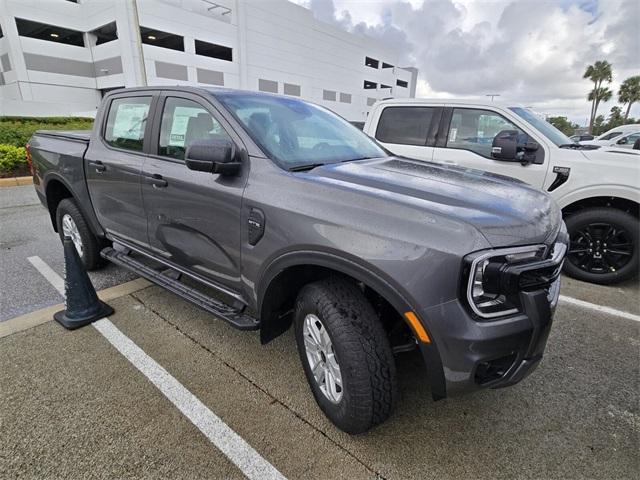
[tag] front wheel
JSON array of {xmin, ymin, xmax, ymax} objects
[
  {"xmin": 294, "ymin": 277, "xmax": 397, "ymax": 434},
  {"xmin": 564, "ymin": 207, "xmax": 638, "ymax": 285}
]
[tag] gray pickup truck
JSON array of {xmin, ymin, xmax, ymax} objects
[{"xmin": 30, "ymin": 87, "xmax": 568, "ymax": 434}]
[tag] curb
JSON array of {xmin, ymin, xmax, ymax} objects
[
  {"xmin": 0, "ymin": 176, "xmax": 32, "ymax": 187},
  {"xmin": 0, "ymin": 278, "xmax": 151, "ymax": 339}
]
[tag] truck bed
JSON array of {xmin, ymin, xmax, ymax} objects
[{"xmin": 33, "ymin": 130, "xmax": 91, "ymax": 143}]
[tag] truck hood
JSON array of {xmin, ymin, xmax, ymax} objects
[{"xmin": 307, "ymin": 157, "xmax": 561, "ymax": 247}]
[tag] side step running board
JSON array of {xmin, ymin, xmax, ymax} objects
[{"xmin": 101, "ymin": 247, "xmax": 259, "ymax": 331}]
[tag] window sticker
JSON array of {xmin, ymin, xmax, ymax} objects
[{"xmin": 112, "ymin": 103, "xmax": 149, "ymax": 140}]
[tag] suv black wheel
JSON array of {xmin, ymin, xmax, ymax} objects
[
  {"xmin": 564, "ymin": 207, "xmax": 638, "ymax": 285},
  {"xmin": 294, "ymin": 277, "xmax": 397, "ymax": 434},
  {"xmin": 56, "ymin": 198, "xmax": 106, "ymax": 271}
]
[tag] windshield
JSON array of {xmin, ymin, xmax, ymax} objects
[
  {"xmin": 216, "ymin": 93, "xmax": 386, "ymax": 169},
  {"xmin": 510, "ymin": 107, "xmax": 572, "ymax": 147},
  {"xmin": 598, "ymin": 131, "xmax": 623, "ymax": 141}
]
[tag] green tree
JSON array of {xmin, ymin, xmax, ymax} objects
[
  {"xmin": 618, "ymin": 75, "xmax": 640, "ymax": 121},
  {"xmin": 587, "ymin": 86, "xmax": 613, "ymax": 133},
  {"xmin": 607, "ymin": 106, "xmax": 625, "ymax": 128},
  {"xmin": 548, "ymin": 116, "xmax": 579, "ymax": 136},
  {"xmin": 592, "ymin": 114, "xmax": 606, "ymax": 135},
  {"xmin": 584, "ymin": 60, "xmax": 613, "ymax": 133}
]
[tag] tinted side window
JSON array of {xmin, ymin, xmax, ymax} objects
[
  {"xmin": 446, "ymin": 108, "xmax": 523, "ymax": 158},
  {"xmin": 158, "ymin": 97, "xmax": 231, "ymax": 160},
  {"xmin": 375, "ymin": 107, "xmax": 434, "ymax": 145},
  {"xmin": 104, "ymin": 97, "xmax": 151, "ymax": 152}
]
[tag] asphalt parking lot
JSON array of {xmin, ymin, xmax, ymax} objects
[{"xmin": 1, "ymin": 185, "xmax": 639, "ymax": 479}]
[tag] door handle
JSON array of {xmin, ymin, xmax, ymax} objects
[
  {"xmin": 145, "ymin": 174, "xmax": 168, "ymax": 188},
  {"xmin": 443, "ymin": 160, "xmax": 457, "ymax": 166},
  {"xmin": 89, "ymin": 160, "xmax": 106, "ymax": 173}
]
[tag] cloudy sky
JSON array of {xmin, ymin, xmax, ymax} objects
[{"xmin": 292, "ymin": 0, "xmax": 639, "ymax": 125}]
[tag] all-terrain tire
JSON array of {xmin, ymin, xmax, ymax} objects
[
  {"xmin": 55, "ymin": 198, "xmax": 106, "ymax": 271},
  {"xmin": 294, "ymin": 276, "xmax": 397, "ymax": 434},
  {"xmin": 564, "ymin": 207, "xmax": 638, "ymax": 285}
]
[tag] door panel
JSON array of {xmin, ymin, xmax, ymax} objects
[
  {"xmin": 85, "ymin": 95, "xmax": 153, "ymax": 247},
  {"xmin": 142, "ymin": 95, "xmax": 246, "ymax": 293},
  {"xmin": 433, "ymin": 107, "xmax": 548, "ymax": 188}
]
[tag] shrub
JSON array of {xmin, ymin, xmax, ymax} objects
[
  {"xmin": 0, "ymin": 144, "xmax": 27, "ymax": 174},
  {"xmin": 0, "ymin": 117, "xmax": 94, "ymax": 148}
]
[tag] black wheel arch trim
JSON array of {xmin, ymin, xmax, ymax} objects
[
  {"xmin": 43, "ymin": 172, "xmax": 105, "ymax": 238},
  {"xmin": 256, "ymin": 247, "xmax": 447, "ymax": 400}
]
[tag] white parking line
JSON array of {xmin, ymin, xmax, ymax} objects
[
  {"xmin": 559, "ymin": 295, "xmax": 640, "ymax": 323},
  {"xmin": 26, "ymin": 256, "xmax": 286, "ymax": 480},
  {"xmin": 27, "ymin": 256, "xmax": 65, "ymax": 295}
]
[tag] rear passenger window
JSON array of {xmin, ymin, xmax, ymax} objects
[
  {"xmin": 375, "ymin": 107, "xmax": 434, "ymax": 145},
  {"xmin": 104, "ymin": 97, "xmax": 151, "ymax": 152},
  {"xmin": 158, "ymin": 97, "xmax": 231, "ymax": 160}
]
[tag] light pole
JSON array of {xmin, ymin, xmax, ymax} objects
[{"xmin": 486, "ymin": 94, "xmax": 500, "ymax": 102}]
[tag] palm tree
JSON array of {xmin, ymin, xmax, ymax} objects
[
  {"xmin": 584, "ymin": 60, "xmax": 613, "ymax": 133},
  {"xmin": 618, "ymin": 76, "xmax": 640, "ymax": 121},
  {"xmin": 588, "ymin": 87, "xmax": 613, "ymax": 132}
]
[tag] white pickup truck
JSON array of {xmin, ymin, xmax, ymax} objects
[{"xmin": 363, "ymin": 99, "xmax": 640, "ymax": 285}]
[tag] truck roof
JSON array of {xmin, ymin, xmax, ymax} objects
[{"xmin": 373, "ymin": 97, "xmax": 518, "ymax": 109}]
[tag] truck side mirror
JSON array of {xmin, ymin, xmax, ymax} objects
[
  {"xmin": 491, "ymin": 130, "xmax": 519, "ymax": 161},
  {"xmin": 185, "ymin": 139, "xmax": 241, "ymax": 176}
]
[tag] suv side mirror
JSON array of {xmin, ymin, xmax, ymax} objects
[
  {"xmin": 491, "ymin": 130, "xmax": 519, "ymax": 160},
  {"xmin": 185, "ymin": 139, "xmax": 241, "ymax": 176},
  {"xmin": 492, "ymin": 130, "xmax": 539, "ymax": 165}
]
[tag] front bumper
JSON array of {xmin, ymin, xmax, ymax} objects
[{"xmin": 417, "ymin": 238, "xmax": 565, "ymax": 399}]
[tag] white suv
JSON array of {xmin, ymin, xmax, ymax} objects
[{"xmin": 364, "ymin": 99, "xmax": 640, "ymax": 285}]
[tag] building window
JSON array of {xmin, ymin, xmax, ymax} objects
[
  {"xmin": 91, "ymin": 22, "xmax": 118, "ymax": 46},
  {"xmin": 339, "ymin": 93, "xmax": 351, "ymax": 104},
  {"xmin": 195, "ymin": 40, "xmax": 232, "ymax": 62},
  {"xmin": 382, "ymin": 62, "xmax": 393, "ymax": 69},
  {"xmin": 365, "ymin": 57, "xmax": 379, "ymax": 69},
  {"xmin": 323, "ymin": 90, "xmax": 336, "ymax": 101},
  {"xmin": 364, "ymin": 80, "xmax": 377, "ymax": 90},
  {"xmin": 258, "ymin": 79, "xmax": 278, "ymax": 93},
  {"xmin": 140, "ymin": 27, "xmax": 184, "ymax": 51},
  {"xmin": 396, "ymin": 79, "xmax": 408, "ymax": 88},
  {"xmin": 367, "ymin": 97, "xmax": 377, "ymax": 106},
  {"xmin": 15, "ymin": 18, "xmax": 85, "ymax": 47},
  {"xmin": 380, "ymin": 84, "xmax": 392, "ymax": 90},
  {"xmin": 0, "ymin": 25, "xmax": 3, "ymax": 39},
  {"xmin": 283, "ymin": 83, "xmax": 301, "ymax": 96}
]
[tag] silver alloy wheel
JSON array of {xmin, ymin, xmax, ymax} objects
[
  {"xmin": 302, "ymin": 313, "xmax": 343, "ymax": 403},
  {"xmin": 61, "ymin": 213, "xmax": 83, "ymax": 257}
]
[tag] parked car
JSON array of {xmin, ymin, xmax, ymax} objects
[
  {"xmin": 29, "ymin": 87, "xmax": 567, "ymax": 434},
  {"xmin": 569, "ymin": 134, "xmax": 594, "ymax": 142},
  {"xmin": 363, "ymin": 99, "xmax": 639, "ymax": 285},
  {"xmin": 584, "ymin": 130, "xmax": 640, "ymax": 149},
  {"xmin": 580, "ymin": 124, "xmax": 640, "ymax": 146}
]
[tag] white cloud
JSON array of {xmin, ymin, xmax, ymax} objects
[{"xmin": 294, "ymin": 0, "xmax": 640, "ymax": 125}]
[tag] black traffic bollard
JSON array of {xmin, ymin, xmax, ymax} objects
[{"xmin": 54, "ymin": 236, "xmax": 114, "ymax": 330}]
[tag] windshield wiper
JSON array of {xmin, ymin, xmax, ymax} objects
[
  {"xmin": 288, "ymin": 163, "xmax": 326, "ymax": 172},
  {"xmin": 559, "ymin": 143, "xmax": 600, "ymax": 150}
]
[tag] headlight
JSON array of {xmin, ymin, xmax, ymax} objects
[{"xmin": 464, "ymin": 245, "xmax": 546, "ymax": 319}]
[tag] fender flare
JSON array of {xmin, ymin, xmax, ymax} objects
[
  {"xmin": 256, "ymin": 248, "xmax": 447, "ymax": 400},
  {"xmin": 554, "ymin": 184, "xmax": 640, "ymax": 210},
  {"xmin": 42, "ymin": 172, "xmax": 105, "ymax": 237}
]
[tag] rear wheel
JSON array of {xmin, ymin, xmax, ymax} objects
[
  {"xmin": 564, "ymin": 207, "xmax": 638, "ymax": 285},
  {"xmin": 56, "ymin": 198, "xmax": 105, "ymax": 271},
  {"xmin": 294, "ymin": 277, "xmax": 397, "ymax": 434}
]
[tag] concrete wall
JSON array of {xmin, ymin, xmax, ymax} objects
[{"xmin": 0, "ymin": 0, "xmax": 416, "ymax": 120}]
